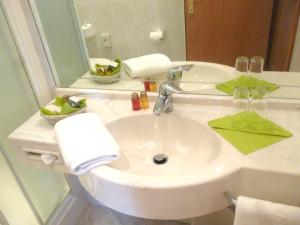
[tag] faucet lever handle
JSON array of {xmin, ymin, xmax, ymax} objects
[
  {"xmin": 167, "ymin": 67, "xmax": 182, "ymax": 83},
  {"xmin": 180, "ymin": 64, "xmax": 194, "ymax": 72},
  {"xmin": 167, "ymin": 64, "xmax": 194, "ymax": 84},
  {"xmin": 159, "ymin": 82, "xmax": 183, "ymax": 95}
]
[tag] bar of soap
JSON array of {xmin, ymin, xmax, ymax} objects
[
  {"xmin": 108, "ymin": 61, "xmax": 118, "ymax": 68},
  {"xmin": 68, "ymin": 96, "xmax": 82, "ymax": 108},
  {"xmin": 45, "ymin": 104, "xmax": 61, "ymax": 113}
]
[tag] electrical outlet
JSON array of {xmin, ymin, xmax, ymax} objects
[{"xmin": 101, "ymin": 34, "xmax": 112, "ymax": 48}]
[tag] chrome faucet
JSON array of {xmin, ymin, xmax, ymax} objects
[
  {"xmin": 153, "ymin": 65, "xmax": 193, "ymax": 115},
  {"xmin": 153, "ymin": 81, "xmax": 183, "ymax": 115},
  {"xmin": 166, "ymin": 64, "xmax": 194, "ymax": 86}
]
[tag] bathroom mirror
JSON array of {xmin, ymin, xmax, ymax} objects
[{"xmin": 30, "ymin": 0, "xmax": 300, "ymax": 99}]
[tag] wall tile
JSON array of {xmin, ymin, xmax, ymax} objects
[{"xmin": 74, "ymin": 0, "xmax": 186, "ymax": 61}]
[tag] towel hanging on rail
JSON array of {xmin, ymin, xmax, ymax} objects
[{"xmin": 233, "ymin": 196, "xmax": 300, "ymax": 225}]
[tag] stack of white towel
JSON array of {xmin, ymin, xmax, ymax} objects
[
  {"xmin": 234, "ymin": 196, "xmax": 300, "ymax": 225},
  {"xmin": 122, "ymin": 53, "xmax": 172, "ymax": 78},
  {"xmin": 55, "ymin": 113, "xmax": 120, "ymax": 175}
]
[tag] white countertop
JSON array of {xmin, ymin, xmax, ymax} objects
[{"xmin": 9, "ymin": 90, "xmax": 300, "ymax": 219}]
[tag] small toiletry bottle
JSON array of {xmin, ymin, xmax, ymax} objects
[
  {"xmin": 144, "ymin": 77, "xmax": 150, "ymax": 91},
  {"xmin": 149, "ymin": 80, "xmax": 157, "ymax": 92},
  {"xmin": 140, "ymin": 91, "xmax": 149, "ymax": 109},
  {"xmin": 131, "ymin": 92, "xmax": 141, "ymax": 111}
]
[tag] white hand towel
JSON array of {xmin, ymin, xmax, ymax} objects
[
  {"xmin": 54, "ymin": 113, "xmax": 120, "ymax": 175},
  {"xmin": 122, "ymin": 53, "xmax": 172, "ymax": 78},
  {"xmin": 234, "ymin": 196, "xmax": 300, "ymax": 225}
]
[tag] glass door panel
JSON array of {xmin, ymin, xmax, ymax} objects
[
  {"xmin": 0, "ymin": 149, "xmax": 40, "ymax": 225},
  {"xmin": 0, "ymin": 3, "xmax": 70, "ymax": 223}
]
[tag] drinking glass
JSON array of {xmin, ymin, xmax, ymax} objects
[
  {"xmin": 249, "ymin": 56, "xmax": 264, "ymax": 80},
  {"xmin": 234, "ymin": 56, "xmax": 249, "ymax": 79},
  {"xmin": 231, "ymin": 86, "xmax": 251, "ymax": 129},
  {"xmin": 250, "ymin": 86, "xmax": 269, "ymax": 119},
  {"xmin": 232, "ymin": 86, "xmax": 250, "ymax": 115}
]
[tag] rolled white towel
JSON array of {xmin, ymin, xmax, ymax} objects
[
  {"xmin": 54, "ymin": 113, "xmax": 120, "ymax": 175},
  {"xmin": 234, "ymin": 196, "xmax": 300, "ymax": 225},
  {"xmin": 122, "ymin": 54, "xmax": 172, "ymax": 78}
]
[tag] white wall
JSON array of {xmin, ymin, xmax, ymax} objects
[
  {"xmin": 290, "ymin": 16, "xmax": 300, "ymax": 72},
  {"xmin": 74, "ymin": 0, "xmax": 186, "ymax": 61}
]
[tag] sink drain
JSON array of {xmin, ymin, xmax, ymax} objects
[{"xmin": 153, "ymin": 154, "xmax": 168, "ymax": 164}]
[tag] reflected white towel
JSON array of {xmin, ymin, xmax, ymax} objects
[
  {"xmin": 122, "ymin": 54, "xmax": 172, "ymax": 78},
  {"xmin": 55, "ymin": 113, "xmax": 120, "ymax": 175},
  {"xmin": 234, "ymin": 196, "xmax": 300, "ymax": 225}
]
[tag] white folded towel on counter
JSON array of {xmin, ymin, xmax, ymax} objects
[
  {"xmin": 122, "ymin": 53, "xmax": 172, "ymax": 78},
  {"xmin": 54, "ymin": 113, "xmax": 120, "ymax": 175},
  {"xmin": 234, "ymin": 196, "xmax": 300, "ymax": 225}
]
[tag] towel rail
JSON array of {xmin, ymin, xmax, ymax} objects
[
  {"xmin": 224, "ymin": 191, "xmax": 237, "ymax": 206},
  {"xmin": 224, "ymin": 191, "xmax": 237, "ymax": 213}
]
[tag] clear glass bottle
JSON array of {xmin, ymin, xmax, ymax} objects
[{"xmin": 140, "ymin": 91, "xmax": 149, "ymax": 109}]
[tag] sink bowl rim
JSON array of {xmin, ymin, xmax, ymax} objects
[{"xmin": 81, "ymin": 113, "xmax": 240, "ymax": 189}]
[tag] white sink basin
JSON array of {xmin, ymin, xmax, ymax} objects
[
  {"xmin": 79, "ymin": 113, "xmax": 231, "ymax": 219},
  {"xmin": 179, "ymin": 62, "xmax": 234, "ymax": 92},
  {"xmin": 107, "ymin": 114, "xmax": 221, "ymax": 176}
]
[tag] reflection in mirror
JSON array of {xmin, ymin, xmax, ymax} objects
[
  {"xmin": 75, "ymin": 0, "xmax": 186, "ymax": 61},
  {"xmin": 30, "ymin": 0, "xmax": 300, "ymax": 99}
]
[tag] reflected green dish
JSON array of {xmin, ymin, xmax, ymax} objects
[{"xmin": 89, "ymin": 59, "xmax": 121, "ymax": 76}]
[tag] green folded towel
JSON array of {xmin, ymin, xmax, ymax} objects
[
  {"xmin": 208, "ymin": 111, "xmax": 292, "ymax": 154},
  {"xmin": 216, "ymin": 75, "xmax": 279, "ymax": 96}
]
